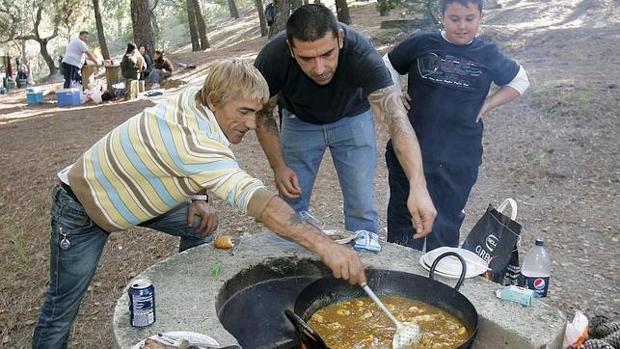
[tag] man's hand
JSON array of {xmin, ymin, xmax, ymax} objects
[
  {"xmin": 273, "ymin": 165, "xmax": 301, "ymax": 198},
  {"xmin": 316, "ymin": 242, "xmax": 366, "ymax": 285},
  {"xmin": 401, "ymin": 91, "xmax": 411, "ymax": 110},
  {"xmin": 476, "ymin": 102, "xmax": 490, "ymax": 123},
  {"xmin": 187, "ymin": 200, "xmax": 218, "ymax": 236},
  {"xmin": 408, "ymin": 183, "xmax": 437, "ymax": 239}
]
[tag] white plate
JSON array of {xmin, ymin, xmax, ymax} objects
[
  {"xmin": 421, "ymin": 247, "xmax": 488, "ymax": 278},
  {"xmin": 132, "ymin": 331, "xmax": 219, "ymax": 349},
  {"xmin": 419, "ymin": 256, "xmax": 464, "ymax": 279}
]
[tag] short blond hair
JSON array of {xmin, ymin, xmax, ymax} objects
[{"xmin": 196, "ymin": 59, "xmax": 269, "ymax": 108}]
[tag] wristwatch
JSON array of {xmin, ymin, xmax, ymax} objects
[{"xmin": 190, "ymin": 194, "xmax": 208, "ymax": 202}]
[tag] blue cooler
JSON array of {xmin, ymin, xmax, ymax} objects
[
  {"xmin": 56, "ymin": 88, "xmax": 81, "ymax": 107},
  {"xmin": 26, "ymin": 90, "xmax": 44, "ymax": 105}
]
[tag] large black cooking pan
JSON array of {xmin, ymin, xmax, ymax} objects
[{"xmin": 290, "ymin": 252, "xmax": 479, "ymax": 349}]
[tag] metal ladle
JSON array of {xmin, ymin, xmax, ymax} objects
[{"xmin": 361, "ymin": 283, "xmax": 422, "ymax": 349}]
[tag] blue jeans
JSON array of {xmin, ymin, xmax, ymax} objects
[
  {"xmin": 148, "ymin": 68, "xmax": 171, "ymax": 84},
  {"xmin": 385, "ymin": 142, "xmax": 478, "ymax": 251},
  {"xmin": 32, "ymin": 184, "xmax": 211, "ymax": 349},
  {"xmin": 280, "ymin": 109, "xmax": 378, "ymax": 233}
]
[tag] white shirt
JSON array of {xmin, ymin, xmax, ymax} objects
[{"xmin": 62, "ymin": 38, "xmax": 89, "ymax": 68}]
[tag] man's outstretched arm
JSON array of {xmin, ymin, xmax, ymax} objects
[
  {"xmin": 368, "ymin": 86, "xmax": 437, "ymax": 238},
  {"xmin": 260, "ymin": 195, "xmax": 366, "ymax": 285}
]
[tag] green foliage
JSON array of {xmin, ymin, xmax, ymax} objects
[
  {"xmin": 399, "ymin": 0, "xmax": 440, "ymax": 25},
  {"xmin": 376, "ymin": 0, "xmax": 401, "ymax": 15},
  {"xmin": 203, "ymin": 3, "xmax": 231, "ymax": 24},
  {"xmin": 209, "ymin": 260, "xmax": 223, "ymax": 277}
]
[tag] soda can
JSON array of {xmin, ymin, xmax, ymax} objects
[{"xmin": 128, "ymin": 278, "xmax": 156, "ymax": 327}]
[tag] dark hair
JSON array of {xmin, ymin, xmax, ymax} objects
[
  {"xmin": 286, "ymin": 4, "xmax": 339, "ymax": 47},
  {"xmin": 441, "ymin": 0, "xmax": 483, "ymax": 13},
  {"xmin": 79, "ymin": 31, "xmax": 89, "ymax": 36},
  {"xmin": 125, "ymin": 42, "xmax": 137, "ymax": 55},
  {"xmin": 154, "ymin": 50, "xmax": 164, "ymax": 63}
]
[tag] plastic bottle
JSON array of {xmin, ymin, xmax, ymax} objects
[{"xmin": 521, "ymin": 238, "xmax": 551, "ymax": 297}]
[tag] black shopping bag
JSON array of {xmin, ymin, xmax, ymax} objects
[{"xmin": 461, "ymin": 198, "xmax": 522, "ymax": 284}]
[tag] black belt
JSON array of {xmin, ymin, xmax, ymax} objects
[{"xmin": 58, "ymin": 180, "xmax": 80, "ymax": 204}]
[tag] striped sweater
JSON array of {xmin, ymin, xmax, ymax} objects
[{"xmin": 67, "ymin": 85, "xmax": 273, "ymax": 232}]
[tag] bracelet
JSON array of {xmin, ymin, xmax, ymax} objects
[{"xmin": 190, "ymin": 194, "xmax": 208, "ymax": 202}]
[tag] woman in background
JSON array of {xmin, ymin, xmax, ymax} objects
[{"xmin": 149, "ymin": 49, "xmax": 174, "ymax": 89}]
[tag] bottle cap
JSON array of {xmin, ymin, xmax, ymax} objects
[{"xmin": 535, "ymin": 238, "xmax": 544, "ymax": 246}]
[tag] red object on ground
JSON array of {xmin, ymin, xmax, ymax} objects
[{"xmin": 6, "ymin": 55, "xmax": 13, "ymax": 77}]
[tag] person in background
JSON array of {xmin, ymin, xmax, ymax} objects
[
  {"xmin": 383, "ymin": 0, "xmax": 529, "ymax": 251},
  {"xmin": 17, "ymin": 65, "xmax": 28, "ymax": 80},
  {"xmin": 139, "ymin": 45, "xmax": 153, "ymax": 79},
  {"xmin": 61, "ymin": 31, "xmax": 100, "ymax": 88},
  {"xmin": 120, "ymin": 42, "xmax": 145, "ymax": 80},
  {"xmin": 149, "ymin": 49, "xmax": 174, "ymax": 89},
  {"xmin": 32, "ymin": 60, "xmax": 365, "ymax": 349},
  {"xmin": 254, "ymin": 4, "xmax": 436, "ymax": 241}
]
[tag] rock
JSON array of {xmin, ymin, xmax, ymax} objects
[{"xmin": 380, "ymin": 19, "xmax": 435, "ymax": 31}]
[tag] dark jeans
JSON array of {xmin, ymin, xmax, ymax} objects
[
  {"xmin": 62, "ymin": 63, "xmax": 81, "ymax": 89},
  {"xmin": 32, "ymin": 184, "xmax": 211, "ymax": 349},
  {"xmin": 385, "ymin": 142, "xmax": 478, "ymax": 251}
]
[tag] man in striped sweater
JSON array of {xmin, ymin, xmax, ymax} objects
[{"xmin": 32, "ymin": 60, "xmax": 365, "ymax": 349}]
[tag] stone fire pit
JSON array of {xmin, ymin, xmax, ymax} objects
[{"xmin": 113, "ymin": 232, "xmax": 566, "ymax": 348}]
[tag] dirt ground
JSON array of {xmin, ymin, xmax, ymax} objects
[{"xmin": 1, "ymin": 1, "xmax": 618, "ymax": 347}]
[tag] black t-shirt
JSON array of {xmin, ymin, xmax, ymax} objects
[
  {"xmin": 255, "ymin": 24, "xmax": 393, "ymax": 124},
  {"xmin": 388, "ymin": 31, "xmax": 519, "ymax": 167}
]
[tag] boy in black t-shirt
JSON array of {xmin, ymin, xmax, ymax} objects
[{"xmin": 384, "ymin": 0, "xmax": 529, "ymax": 251}]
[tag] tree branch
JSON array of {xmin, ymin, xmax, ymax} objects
[
  {"xmin": 33, "ymin": 5, "xmax": 42, "ymax": 39},
  {"xmin": 15, "ymin": 34, "xmax": 38, "ymax": 41}
]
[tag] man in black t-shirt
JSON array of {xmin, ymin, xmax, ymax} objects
[{"xmin": 255, "ymin": 4, "xmax": 436, "ymax": 238}]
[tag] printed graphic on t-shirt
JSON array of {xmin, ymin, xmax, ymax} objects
[{"xmin": 417, "ymin": 52, "xmax": 483, "ymax": 91}]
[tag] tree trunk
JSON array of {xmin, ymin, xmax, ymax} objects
[
  {"xmin": 191, "ymin": 0, "xmax": 210, "ymax": 49},
  {"xmin": 255, "ymin": 0, "xmax": 268, "ymax": 37},
  {"xmin": 21, "ymin": 39, "xmax": 27, "ymax": 67},
  {"xmin": 149, "ymin": 0, "xmax": 161, "ymax": 42},
  {"xmin": 186, "ymin": 0, "xmax": 200, "ymax": 51},
  {"xmin": 424, "ymin": 0, "xmax": 439, "ymax": 24},
  {"xmin": 92, "ymin": 0, "xmax": 110, "ymax": 60},
  {"xmin": 130, "ymin": 0, "xmax": 155, "ymax": 53},
  {"xmin": 268, "ymin": 0, "xmax": 289, "ymax": 38},
  {"xmin": 228, "ymin": 0, "xmax": 240, "ymax": 19},
  {"xmin": 290, "ymin": 0, "xmax": 303, "ymax": 12},
  {"xmin": 303, "ymin": 0, "xmax": 309, "ymax": 4},
  {"xmin": 38, "ymin": 38, "xmax": 57, "ymax": 78},
  {"xmin": 335, "ymin": 0, "xmax": 351, "ymax": 24},
  {"xmin": 377, "ymin": 0, "xmax": 390, "ymax": 16}
]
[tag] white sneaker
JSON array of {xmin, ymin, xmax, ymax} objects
[{"xmin": 151, "ymin": 83, "xmax": 160, "ymax": 90}]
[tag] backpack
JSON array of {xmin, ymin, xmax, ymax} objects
[
  {"xmin": 120, "ymin": 55, "xmax": 138, "ymax": 80},
  {"xmin": 265, "ymin": 3, "xmax": 274, "ymax": 26}
]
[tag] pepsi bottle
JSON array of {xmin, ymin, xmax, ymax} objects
[{"xmin": 521, "ymin": 238, "xmax": 551, "ymax": 297}]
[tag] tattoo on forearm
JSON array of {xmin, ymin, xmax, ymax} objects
[
  {"xmin": 257, "ymin": 99, "xmax": 279, "ymax": 135},
  {"xmin": 368, "ymin": 86, "xmax": 417, "ymax": 141}
]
